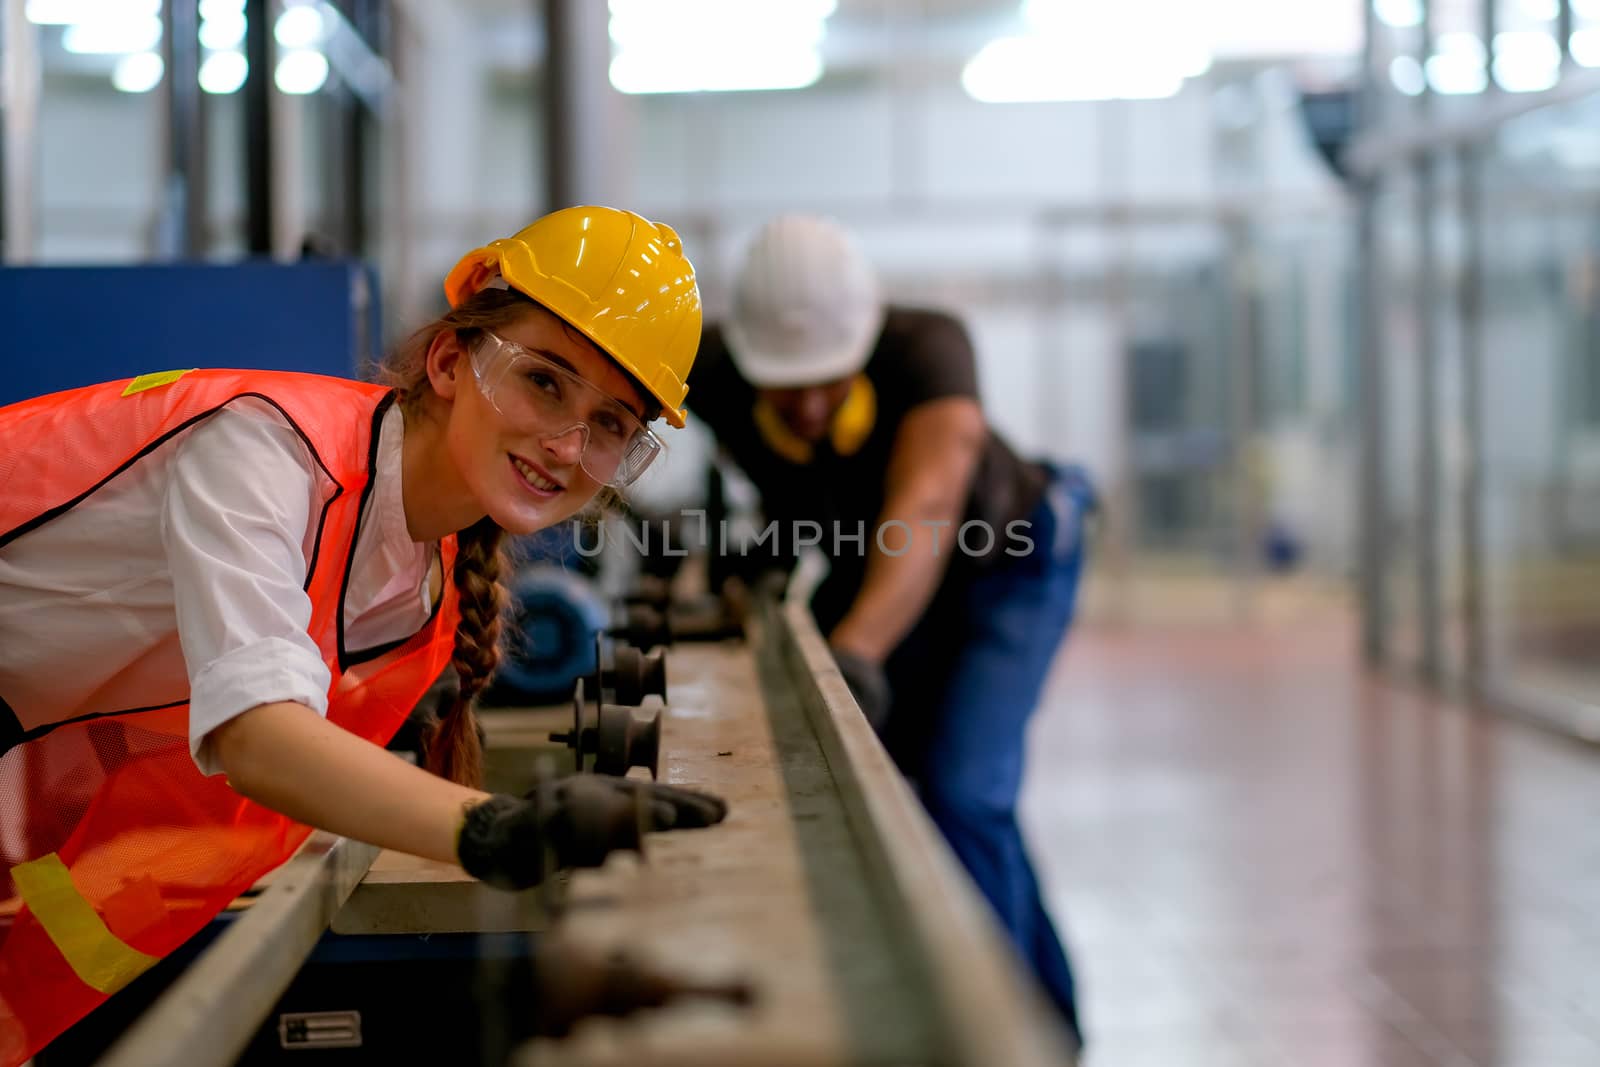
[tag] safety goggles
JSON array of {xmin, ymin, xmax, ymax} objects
[{"xmin": 469, "ymin": 330, "xmax": 661, "ymax": 488}]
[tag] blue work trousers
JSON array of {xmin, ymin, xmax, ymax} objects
[{"xmin": 883, "ymin": 465, "xmax": 1093, "ymax": 1046}]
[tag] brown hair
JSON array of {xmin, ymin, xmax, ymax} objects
[
  {"xmin": 379, "ymin": 289, "xmax": 530, "ymax": 787},
  {"xmin": 378, "ymin": 288, "xmax": 655, "ymax": 787}
]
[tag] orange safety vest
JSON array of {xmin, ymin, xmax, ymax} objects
[{"xmin": 0, "ymin": 369, "xmax": 461, "ymax": 1064}]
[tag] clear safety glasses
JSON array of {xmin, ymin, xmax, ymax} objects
[{"xmin": 469, "ymin": 330, "xmax": 662, "ymax": 488}]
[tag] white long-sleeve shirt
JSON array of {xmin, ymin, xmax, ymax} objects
[{"xmin": 0, "ymin": 397, "xmax": 436, "ymax": 775}]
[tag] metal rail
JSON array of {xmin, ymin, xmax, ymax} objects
[
  {"xmin": 95, "ymin": 833, "xmax": 380, "ymax": 1067},
  {"xmin": 762, "ymin": 598, "xmax": 1078, "ymax": 1067}
]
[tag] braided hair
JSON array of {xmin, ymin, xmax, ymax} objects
[
  {"xmin": 379, "ymin": 289, "xmax": 528, "ymax": 787},
  {"xmin": 422, "ymin": 517, "xmax": 506, "ymax": 785}
]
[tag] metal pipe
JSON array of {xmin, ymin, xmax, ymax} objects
[
  {"xmin": 1416, "ymin": 156, "xmax": 1442, "ymax": 681},
  {"xmin": 244, "ymin": 0, "xmax": 274, "ymax": 255},
  {"xmin": 1459, "ymin": 141, "xmax": 1486, "ymax": 689},
  {"xmin": 1357, "ymin": 0, "xmax": 1388, "ymax": 664},
  {"xmin": 1, "ymin": 0, "xmax": 41, "ymax": 263},
  {"xmin": 160, "ymin": 0, "xmax": 207, "ymax": 257},
  {"xmin": 1225, "ymin": 215, "xmax": 1260, "ymax": 623},
  {"xmin": 1416, "ymin": 0, "xmax": 1443, "ymax": 681},
  {"xmin": 542, "ymin": 0, "xmax": 614, "ymax": 210}
]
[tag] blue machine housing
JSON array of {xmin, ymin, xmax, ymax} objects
[
  {"xmin": 492, "ymin": 564, "xmax": 609, "ymax": 705},
  {"xmin": 0, "ymin": 261, "xmax": 381, "ymax": 404}
]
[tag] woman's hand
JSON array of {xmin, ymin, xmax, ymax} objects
[{"xmin": 456, "ymin": 776, "xmax": 729, "ymax": 890}]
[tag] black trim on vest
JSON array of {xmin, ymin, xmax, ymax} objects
[
  {"xmin": 1, "ymin": 391, "xmax": 345, "ymax": 550},
  {"xmin": 1, "ymin": 699, "xmax": 189, "ymax": 757},
  {"xmin": 335, "ymin": 392, "xmax": 396, "ymax": 673},
  {"xmin": 0, "ymin": 693, "xmax": 22, "ymax": 756}
]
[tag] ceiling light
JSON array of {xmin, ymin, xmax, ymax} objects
[
  {"xmin": 610, "ymin": 49, "xmax": 822, "ymax": 94},
  {"xmin": 112, "ymin": 51, "xmax": 164, "ymax": 93},
  {"xmin": 200, "ymin": 11, "xmax": 247, "ymax": 51},
  {"xmin": 275, "ymin": 4, "xmax": 327, "ymax": 50},
  {"xmin": 1493, "ymin": 31, "xmax": 1561, "ymax": 92},
  {"xmin": 1425, "ymin": 32, "xmax": 1487, "ymax": 94},
  {"xmin": 62, "ymin": 15, "xmax": 162, "ymax": 54},
  {"xmin": 964, "ymin": 35, "xmax": 1186, "ymax": 102},
  {"xmin": 607, "ymin": 0, "xmax": 834, "ymax": 93},
  {"xmin": 1389, "ymin": 55, "xmax": 1425, "ymax": 96},
  {"xmin": 964, "ymin": 1, "xmax": 1209, "ymax": 104},
  {"xmin": 27, "ymin": 0, "xmax": 159, "ymax": 25},
  {"xmin": 275, "ymin": 49, "xmax": 329, "ymax": 94},
  {"xmin": 1375, "ymin": 0, "xmax": 1423, "ymax": 29},
  {"xmin": 1573, "ymin": 29, "xmax": 1600, "ymax": 66},
  {"xmin": 199, "ymin": 50, "xmax": 248, "ymax": 94}
]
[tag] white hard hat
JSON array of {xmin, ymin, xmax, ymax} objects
[{"xmin": 724, "ymin": 215, "xmax": 884, "ymax": 388}]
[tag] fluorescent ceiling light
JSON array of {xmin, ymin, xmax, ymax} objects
[
  {"xmin": 199, "ymin": 50, "xmax": 248, "ymax": 94},
  {"xmin": 1389, "ymin": 55, "xmax": 1425, "ymax": 96},
  {"xmin": 112, "ymin": 51, "xmax": 163, "ymax": 93},
  {"xmin": 27, "ymin": 0, "xmax": 159, "ymax": 25},
  {"xmin": 1425, "ymin": 54, "xmax": 1488, "ymax": 94},
  {"xmin": 607, "ymin": 0, "xmax": 834, "ymax": 94},
  {"xmin": 1518, "ymin": 0, "xmax": 1561, "ymax": 21},
  {"xmin": 1375, "ymin": 0, "xmax": 1422, "ymax": 29},
  {"xmin": 610, "ymin": 50, "xmax": 821, "ymax": 94},
  {"xmin": 199, "ymin": 0, "xmax": 245, "ymax": 17},
  {"xmin": 200, "ymin": 11, "xmax": 247, "ymax": 51},
  {"xmin": 1426, "ymin": 31, "xmax": 1487, "ymax": 94},
  {"xmin": 62, "ymin": 15, "xmax": 162, "ymax": 55},
  {"xmin": 275, "ymin": 49, "xmax": 330, "ymax": 94},
  {"xmin": 275, "ymin": 4, "xmax": 327, "ymax": 50},
  {"xmin": 1573, "ymin": 28, "xmax": 1600, "ymax": 66},
  {"xmin": 608, "ymin": 0, "xmax": 834, "ymax": 45},
  {"xmin": 1493, "ymin": 31, "xmax": 1561, "ymax": 92},
  {"xmin": 963, "ymin": 1, "xmax": 1209, "ymax": 104},
  {"xmin": 964, "ymin": 36, "xmax": 1185, "ymax": 102}
]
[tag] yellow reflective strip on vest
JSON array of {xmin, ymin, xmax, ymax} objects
[
  {"xmin": 12, "ymin": 853, "xmax": 159, "ymax": 995},
  {"xmin": 121, "ymin": 369, "xmax": 197, "ymax": 396}
]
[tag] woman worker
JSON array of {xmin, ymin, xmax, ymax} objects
[{"xmin": 0, "ymin": 205, "xmax": 725, "ymax": 1063}]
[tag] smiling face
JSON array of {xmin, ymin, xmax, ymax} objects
[{"xmin": 419, "ymin": 303, "xmax": 649, "ymax": 537}]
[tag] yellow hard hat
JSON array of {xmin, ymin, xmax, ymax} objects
[{"xmin": 443, "ymin": 206, "xmax": 701, "ymax": 428}]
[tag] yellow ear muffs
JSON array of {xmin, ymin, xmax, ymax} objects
[
  {"xmin": 753, "ymin": 398, "xmax": 814, "ymax": 464},
  {"xmin": 829, "ymin": 374, "xmax": 876, "ymax": 457},
  {"xmin": 753, "ymin": 375, "xmax": 878, "ymax": 465}
]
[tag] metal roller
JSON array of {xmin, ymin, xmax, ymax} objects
[
  {"xmin": 549, "ymin": 679, "xmax": 662, "ymax": 779},
  {"xmin": 598, "ymin": 638, "xmax": 668, "ymax": 706}
]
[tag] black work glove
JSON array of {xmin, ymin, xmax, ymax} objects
[
  {"xmin": 831, "ymin": 648, "xmax": 892, "ymax": 733},
  {"xmin": 456, "ymin": 775, "xmax": 728, "ymax": 891}
]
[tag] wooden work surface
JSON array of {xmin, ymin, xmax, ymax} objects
[{"xmin": 326, "ymin": 706, "xmax": 571, "ymax": 936}]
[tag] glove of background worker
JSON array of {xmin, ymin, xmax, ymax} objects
[
  {"xmin": 831, "ymin": 649, "xmax": 892, "ymax": 734},
  {"xmin": 457, "ymin": 775, "xmax": 728, "ymax": 891}
]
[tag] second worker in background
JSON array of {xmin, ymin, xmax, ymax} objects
[{"xmin": 687, "ymin": 215, "xmax": 1094, "ymax": 1046}]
